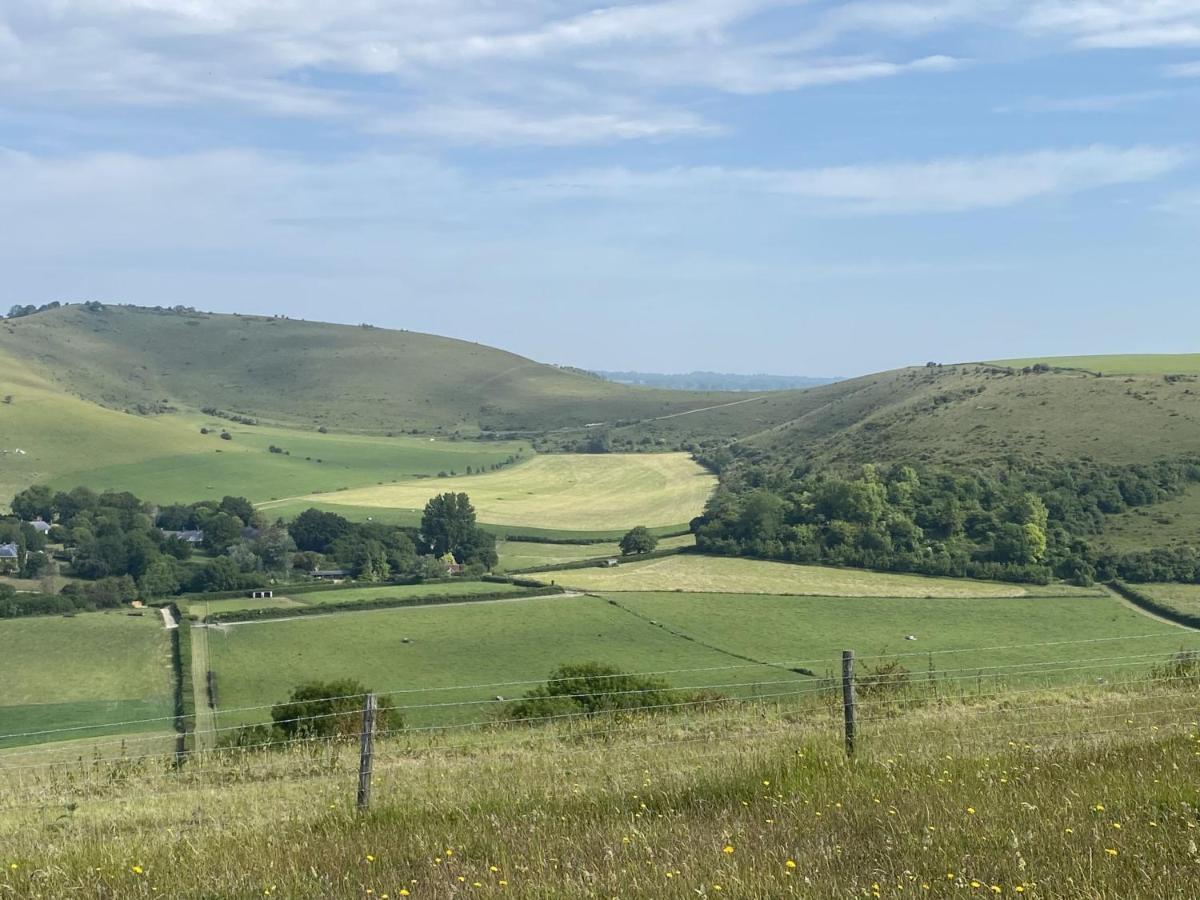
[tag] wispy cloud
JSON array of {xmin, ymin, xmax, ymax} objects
[
  {"xmin": 995, "ymin": 90, "xmax": 1170, "ymax": 113},
  {"xmin": 1164, "ymin": 59, "xmax": 1200, "ymax": 76},
  {"xmin": 515, "ymin": 145, "xmax": 1191, "ymax": 213},
  {"xmin": 1022, "ymin": 0, "xmax": 1200, "ymax": 49}
]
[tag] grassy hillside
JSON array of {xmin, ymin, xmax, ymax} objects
[
  {"xmin": 0, "ymin": 305, "xmax": 818, "ymax": 437},
  {"xmin": 739, "ymin": 362, "xmax": 1200, "ymax": 469},
  {"xmin": 991, "ymin": 353, "xmax": 1200, "ymax": 375}
]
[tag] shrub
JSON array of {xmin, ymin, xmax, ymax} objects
[{"xmin": 505, "ymin": 663, "xmax": 677, "ymax": 722}]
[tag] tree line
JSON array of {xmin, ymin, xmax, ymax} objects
[{"xmin": 690, "ymin": 454, "xmax": 1200, "ymax": 586}]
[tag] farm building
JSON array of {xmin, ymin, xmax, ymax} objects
[
  {"xmin": 26, "ymin": 519, "xmax": 51, "ymax": 534},
  {"xmin": 0, "ymin": 543, "xmax": 21, "ymax": 572},
  {"xmin": 162, "ymin": 529, "xmax": 205, "ymax": 544},
  {"xmin": 249, "ymin": 589, "xmax": 274, "ymax": 599},
  {"xmin": 312, "ymin": 568, "xmax": 351, "ymax": 580}
]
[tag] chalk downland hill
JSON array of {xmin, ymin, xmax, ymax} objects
[
  {"xmin": 0, "ymin": 304, "xmax": 822, "ymax": 437},
  {"xmin": 731, "ymin": 359, "xmax": 1200, "ymax": 469}
]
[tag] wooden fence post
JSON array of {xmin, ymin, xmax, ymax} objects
[
  {"xmin": 357, "ymin": 693, "xmax": 377, "ymax": 812},
  {"xmin": 841, "ymin": 650, "xmax": 857, "ymax": 757}
]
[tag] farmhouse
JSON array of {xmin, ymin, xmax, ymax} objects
[
  {"xmin": 0, "ymin": 543, "xmax": 21, "ymax": 572},
  {"xmin": 162, "ymin": 529, "xmax": 205, "ymax": 544},
  {"xmin": 312, "ymin": 568, "xmax": 351, "ymax": 580},
  {"xmin": 26, "ymin": 519, "xmax": 51, "ymax": 535}
]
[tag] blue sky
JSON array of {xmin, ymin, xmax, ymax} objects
[{"xmin": 1, "ymin": 1, "xmax": 1198, "ymax": 376}]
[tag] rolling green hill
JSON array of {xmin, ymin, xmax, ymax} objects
[{"xmin": 0, "ymin": 304, "xmax": 814, "ymax": 436}]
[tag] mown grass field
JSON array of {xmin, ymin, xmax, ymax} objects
[
  {"xmin": 495, "ymin": 534, "xmax": 695, "ymax": 571},
  {"xmin": 0, "ymin": 612, "xmax": 175, "ymax": 749},
  {"xmin": 202, "ymin": 583, "xmax": 1190, "ymax": 732},
  {"xmin": 531, "ymin": 553, "xmax": 1104, "ymax": 598},
  {"xmin": 3, "ymin": 682, "xmax": 1200, "ymax": 898},
  {"xmin": 261, "ymin": 453, "xmax": 716, "ymax": 532}
]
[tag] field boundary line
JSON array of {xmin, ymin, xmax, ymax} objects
[
  {"xmin": 189, "ymin": 624, "xmax": 216, "ymax": 750},
  {"xmin": 204, "ymin": 590, "xmax": 583, "ymax": 628}
]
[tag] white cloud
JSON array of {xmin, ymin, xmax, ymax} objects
[
  {"xmin": 0, "ymin": 0, "xmax": 970, "ymax": 145},
  {"xmin": 515, "ymin": 145, "xmax": 1190, "ymax": 213},
  {"xmin": 369, "ymin": 105, "xmax": 722, "ymax": 145},
  {"xmin": 1164, "ymin": 59, "xmax": 1200, "ymax": 76},
  {"xmin": 1022, "ymin": 0, "xmax": 1200, "ymax": 48}
]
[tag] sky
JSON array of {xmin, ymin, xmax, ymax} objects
[{"xmin": 1, "ymin": 1, "xmax": 1198, "ymax": 377}]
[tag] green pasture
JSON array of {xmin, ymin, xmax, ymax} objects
[
  {"xmin": 496, "ymin": 533, "xmax": 695, "ymax": 571},
  {"xmin": 606, "ymin": 591, "xmax": 1192, "ymax": 679},
  {"xmin": 44, "ymin": 423, "xmax": 529, "ymax": 506},
  {"xmin": 203, "ymin": 585, "xmax": 1190, "ymax": 731},
  {"xmin": 0, "ymin": 612, "xmax": 175, "ymax": 749},
  {"xmin": 1138, "ymin": 583, "xmax": 1200, "ymax": 619},
  {"xmin": 530, "ymin": 553, "xmax": 1104, "ymax": 598},
  {"xmin": 183, "ymin": 581, "xmax": 532, "ymax": 618}
]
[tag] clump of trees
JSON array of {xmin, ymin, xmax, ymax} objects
[
  {"xmin": 219, "ymin": 679, "xmax": 403, "ymax": 748},
  {"xmin": 287, "ymin": 492, "xmax": 497, "ymax": 580},
  {"xmin": 691, "ymin": 456, "xmax": 1200, "ymax": 585},
  {"xmin": 504, "ymin": 663, "xmax": 678, "ymax": 722},
  {"xmin": 619, "ymin": 526, "xmax": 658, "ymax": 556}
]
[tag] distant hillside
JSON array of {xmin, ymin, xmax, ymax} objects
[
  {"xmin": 736, "ymin": 361, "xmax": 1200, "ymax": 469},
  {"xmin": 0, "ymin": 305, "xmax": 817, "ymax": 437},
  {"xmin": 593, "ymin": 370, "xmax": 838, "ymax": 391}
]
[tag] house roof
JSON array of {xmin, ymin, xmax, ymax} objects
[
  {"xmin": 0, "ymin": 543, "xmax": 20, "ymax": 559},
  {"xmin": 313, "ymin": 568, "xmax": 351, "ymax": 577},
  {"xmin": 27, "ymin": 520, "xmax": 52, "ymax": 533},
  {"xmin": 162, "ymin": 529, "xmax": 205, "ymax": 543}
]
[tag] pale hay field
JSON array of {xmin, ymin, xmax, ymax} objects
[
  {"xmin": 268, "ymin": 453, "xmax": 716, "ymax": 531},
  {"xmin": 533, "ymin": 553, "xmax": 1106, "ymax": 598}
]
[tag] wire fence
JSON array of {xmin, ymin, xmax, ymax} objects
[{"xmin": 1, "ymin": 632, "xmax": 1198, "ymax": 818}]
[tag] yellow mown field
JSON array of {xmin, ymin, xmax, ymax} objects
[
  {"xmin": 270, "ymin": 453, "xmax": 716, "ymax": 531},
  {"xmin": 534, "ymin": 553, "xmax": 1105, "ymax": 598}
]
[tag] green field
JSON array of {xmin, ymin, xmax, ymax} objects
[
  {"xmin": 1138, "ymin": 583, "xmax": 1200, "ymax": 619},
  {"xmin": 46, "ymin": 424, "xmax": 530, "ymax": 506},
  {"xmin": 530, "ymin": 553, "xmax": 1103, "ymax": 598},
  {"xmin": 496, "ymin": 533, "xmax": 695, "ymax": 571},
  {"xmin": 203, "ymin": 584, "xmax": 1190, "ymax": 732},
  {"xmin": 260, "ymin": 453, "xmax": 716, "ymax": 532},
  {"xmin": 990, "ymin": 353, "xmax": 1200, "ymax": 375},
  {"xmin": 0, "ymin": 612, "xmax": 175, "ymax": 749},
  {"xmin": 183, "ymin": 581, "xmax": 533, "ymax": 618}
]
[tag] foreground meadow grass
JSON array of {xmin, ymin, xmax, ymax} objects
[
  {"xmin": 2, "ymin": 682, "xmax": 1198, "ymax": 899},
  {"xmin": 264, "ymin": 453, "xmax": 717, "ymax": 531}
]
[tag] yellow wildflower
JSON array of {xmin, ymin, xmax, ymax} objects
[{"xmin": 722, "ymin": 845, "xmax": 735, "ymax": 855}]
